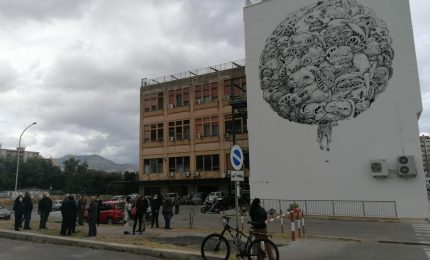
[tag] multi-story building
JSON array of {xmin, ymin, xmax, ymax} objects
[
  {"xmin": 0, "ymin": 144, "xmax": 40, "ymax": 162},
  {"xmin": 420, "ymin": 135, "xmax": 430, "ymax": 176},
  {"xmin": 139, "ymin": 60, "xmax": 249, "ymax": 197}
]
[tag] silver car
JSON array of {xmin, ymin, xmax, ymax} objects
[{"xmin": 0, "ymin": 204, "xmax": 11, "ymax": 220}]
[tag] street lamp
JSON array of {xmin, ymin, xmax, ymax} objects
[{"xmin": 14, "ymin": 122, "xmax": 37, "ymax": 194}]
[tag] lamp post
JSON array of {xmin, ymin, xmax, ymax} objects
[{"xmin": 14, "ymin": 122, "xmax": 37, "ymax": 194}]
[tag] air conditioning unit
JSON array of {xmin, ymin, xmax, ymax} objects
[
  {"xmin": 224, "ymin": 95, "xmax": 231, "ymax": 101},
  {"xmin": 196, "ymin": 99, "xmax": 202, "ymax": 105},
  {"xmin": 369, "ymin": 159, "xmax": 388, "ymax": 177},
  {"xmin": 184, "ymin": 171, "xmax": 190, "ymax": 177},
  {"xmin": 169, "ymin": 136, "xmax": 175, "ymax": 141},
  {"xmin": 397, "ymin": 155, "xmax": 417, "ymax": 177},
  {"xmin": 169, "ymin": 172, "xmax": 175, "ymax": 177},
  {"xmin": 196, "ymin": 134, "xmax": 201, "ymax": 139},
  {"xmin": 168, "ymin": 104, "xmax": 174, "ymax": 109},
  {"xmin": 194, "ymin": 172, "xmax": 200, "ymax": 177},
  {"xmin": 224, "ymin": 133, "xmax": 231, "ymax": 139}
]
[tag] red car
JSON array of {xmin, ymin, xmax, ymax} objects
[{"xmin": 84, "ymin": 200, "xmax": 124, "ymax": 224}]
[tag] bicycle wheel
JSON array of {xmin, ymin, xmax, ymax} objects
[
  {"xmin": 247, "ymin": 238, "xmax": 279, "ymax": 260},
  {"xmin": 201, "ymin": 233, "xmax": 230, "ymax": 260}
]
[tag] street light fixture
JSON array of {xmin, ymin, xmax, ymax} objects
[{"xmin": 14, "ymin": 122, "xmax": 37, "ymax": 194}]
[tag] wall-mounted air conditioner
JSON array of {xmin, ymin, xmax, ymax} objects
[
  {"xmin": 184, "ymin": 171, "xmax": 190, "ymax": 177},
  {"xmin": 196, "ymin": 134, "xmax": 201, "ymax": 139},
  {"xmin": 224, "ymin": 95, "xmax": 231, "ymax": 101},
  {"xmin": 194, "ymin": 172, "xmax": 200, "ymax": 177},
  {"xmin": 196, "ymin": 99, "xmax": 202, "ymax": 105},
  {"xmin": 169, "ymin": 136, "xmax": 175, "ymax": 141},
  {"xmin": 224, "ymin": 133, "xmax": 231, "ymax": 139},
  {"xmin": 369, "ymin": 159, "xmax": 388, "ymax": 177},
  {"xmin": 397, "ymin": 155, "xmax": 417, "ymax": 177},
  {"xmin": 168, "ymin": 104, "xmax": 174, "ymax": 109},
  {"xmin": 169, "ymin": 172, "xmax": 175, "ymax": 177}
]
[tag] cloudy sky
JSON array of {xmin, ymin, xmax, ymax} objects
[{"xmin": 0, "ymin": 0, "xmax": 428, "ymax": 165}]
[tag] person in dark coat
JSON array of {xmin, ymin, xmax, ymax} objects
[
  {"xmin": 151, "ymin": 194, "xmax": 162, "ymax": 228},
  {"xmin": 13, "ymin": 195, "xmax": 25, "ymax": 231},
  {"xmin": 249, "ymin": 198, "xmax": 274, "ymax": 260},
  {"xmin": 133, "ymin": 195, "xmax": 149, "ymax": 234},
  {"xmin": 162, "ymin": 197, "xmax": 174, "ymax": 229},
  {"xmin": 38, "ymin": 193, "xmax": 52, "ymax": 229},
  {"xmin": 87, "ymin": 196, "xmax": 98, "ymax": 237},
  {"xmin": 22, "ymin": 192, "xmax": 33, "ymax": 230},
  {"xmin": 60, "ymin": 194, "xmax": 69, "ymax": 235},
  {"xmin": 61, "ymin": 195, "xmax": 77, "ymax": 235}
]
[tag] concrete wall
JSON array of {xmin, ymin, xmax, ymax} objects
[{"xmin": 244, "ymin": 0, "xmax": 428, "ymax": 218}]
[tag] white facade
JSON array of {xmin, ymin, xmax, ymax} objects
[{"xmin": 244, "ymin": 0, "xmax": 428, "ymax": 218}]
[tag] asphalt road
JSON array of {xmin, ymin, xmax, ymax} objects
[{"xmin": 0, "ymin": 237, "xmax": 163, "ymax": 260}]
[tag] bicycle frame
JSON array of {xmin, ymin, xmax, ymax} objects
[{"xmin": 220, "ymin": 218, "xmax": 254, "ymax": 257}]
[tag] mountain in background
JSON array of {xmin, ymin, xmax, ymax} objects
[{"xmin": 52, "ymin": 154, "xmax": 138, "ymax": 172}]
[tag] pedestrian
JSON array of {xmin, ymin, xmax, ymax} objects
[
  {"xmin": 151, "ymin": 194, "xmax": 162, "ymax": 228},
  {"xmin": 249, "ymin": 198, "xmax": 274, "ymax": 260},
  {"xmin": 13, "ymin": 195, "xmax": 25, "ymax": 231},
  {"xmin": 133, "ymin": 195, "xmax": 148, "ymax": 234},
  {"xmin": 38, "ymin": 193, "xmax": 52, "ymax": 229},
  {"xmin": 22, "ymin": 192, "xmax": 33, "ymax": 230},
  {"xmin": 174, "ymin": 196, "xmax": 180, "ymax": 214},
  {"xmin": 77, "ymin": 194, "xmax": 87, "ymax": 226},
  {"xmin": 71, "ymin": 194, "xmax": 78, "ymax": 233},
  {"xmin": 87, "ymin": 196, "xmax": 98, "ymax": 237},
  {"xmin": 162, "ymin": 197, "xmax": 174, "ymax": 229},
  {"xmin": 60, "ymin": 194, "xmax": 69, "ymax": 235},
  {"xmin": 123, "ymin": 196, "xmax": 133, "ymax": 235},
  {"xmin": 62, "ymin": 195, "xmax": 77, "ymax": 236}
]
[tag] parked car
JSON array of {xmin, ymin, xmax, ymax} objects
[
  {"xmin": 190, "ymin": 192, "xmax": 207, "ymax": 205},
  {"xmin": 111, "ymin": 195, "xmax": 126, "ymax": 202},
  {"xmin": 51, "ymin": 200, "xmax": 63, "ymax": 211},
  {"xmin": 128, "ymin": 193, "xmax": 139, "ymax": 200},
  {"xmin": 0, "ymin": 204, "xmax": 11, "ymax": 220},
  {"xmin": 85, "ymin": 200, "xmax": 124, "ymax": 224},
  {"xmin": 206, "ymin": 191, "xmax": 227, "ymax": 203}
]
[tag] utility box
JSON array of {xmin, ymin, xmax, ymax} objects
[
  {"xmin": 370, "ymin": 159, "xmax": 389, "ymax": 177},
  {"xmin": 397, "ymin": 156, "xmax": 417, "ymax": 177}
]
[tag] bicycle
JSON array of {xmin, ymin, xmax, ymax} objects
[{"xmin": 201, "ymin": 215, "xmax": 279, "ymax": 260}]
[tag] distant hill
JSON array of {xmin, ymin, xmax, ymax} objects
[{"xmin": 53, "ymin": 154, "xmax": 138, "ymax": 172}]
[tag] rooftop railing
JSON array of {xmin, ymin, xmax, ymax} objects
[{"xmin": 141, "ymin": 59, "xmax": 245, "ymax": 88}]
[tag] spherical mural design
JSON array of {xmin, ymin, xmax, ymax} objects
[{"xmin": 259, "ymin": 0, "xmax": 394, "ymax": 151}]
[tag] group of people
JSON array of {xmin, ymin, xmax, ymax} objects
[
  {"xmin": 13, "ymin": 192, "xmax": 34, "ymax": 231},
  {"xmin": 123, "ymin": 194, "xmax": 175, "ymax": 235}
]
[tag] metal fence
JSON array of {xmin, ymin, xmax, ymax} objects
[{"xmin": 261, "ymin": 199, "xmax": 398, "ymax": 218}]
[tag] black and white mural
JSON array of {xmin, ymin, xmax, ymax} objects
[{"xmin": 259, "ymin": 0, "xmax": 394, "ymax": 151}]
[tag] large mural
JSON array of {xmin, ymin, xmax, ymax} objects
[{"xmin": 259, "ymin": 0, "xmax": 394, "ymax": 151}]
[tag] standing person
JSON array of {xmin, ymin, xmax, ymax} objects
[
  {"xmin": 64, "ymin": 195, "xmax": 77, "ymax": 236},
  {"xmin": 151, "ymin": 194, "xmax": 162, "ymax": 228},
  {"xmin": 22, "ymin": 192, "xmax": 33, "ymax": 230},
  {"xmin": 249, "ymin": 198, "xmax": 274, "ymax": 260},
  {"xmin": 60, "ymin": 194, "xmax": 69, "ymax": 235},
  {"xmin": 174, "ymin": 196, "xmax": 180, "ymax": 214},
  {"xmin": 123, "ymin": 196, "xmax": 133, "ymax": 235},
  {"xmin": 162, "ymin": 197, "xmax": 174, "ymax": 229},
  {"xmin": 13, "ymin": 195, "xmax": 25, "ymax": 231},
  {"xmin": 87, "ymin": 196, "xmax": 98, "ymax": 237},
  {"xmin": 77, "ymin": 194, "xmax": 87, "ymax": 226},
  {"xmin": 38, "ymin": 193, "xmax": 52, "ymax": 229},
  {"xmin": 71, "ymin": 194, "xmax": 78, "ymax": 233},
  {"xmin": 133, "ymin": 195, "xmax": 148, "ymax": 234}
]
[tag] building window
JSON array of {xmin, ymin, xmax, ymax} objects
[
  {"xmin": 169, "ymin": 156, "xmax": 190, "ymax": 172},
  {"xmin": 224, "ymin": 76, "xmax": 246, "ymax": 100},
  {"xmin": 168, "ymin": 120, "xmax": 190, "ymax": 141},
  {"xmin": 144, "ymin": 158, "xmax": 163, "ymax": 174},
  {"xmin": 195, "ymin": 82, "xmax": 218, "ymax": 104},
  {"xmin": 144, "ymin": 123, "xmax": 164, "ymax": 143},
  {"xmin": 144, "ymin": 91, "xmax": 164, "ymax": 112},
  {"xmin": 196, "ymin": 154, "xmax": 219, "ymax": 171},
  {"xmin": 168, "ymin": 87, "xmax": 190, "ymax": 108},
  {"xmin": 195, "ymin": 116, "xmax": 219, "ymax": 137},
  {"xmin": 224, "ymin": 114, "xmax": 247, "ymax": 134}
]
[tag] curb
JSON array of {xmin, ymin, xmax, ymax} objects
[{"xmin": 0, "ymin": 229, "xmax": 222, "ymax": 260}]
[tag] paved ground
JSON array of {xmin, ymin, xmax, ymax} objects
[{"xmin": 1, "ymin": 205, "xmax": 430, "ymax": 259}]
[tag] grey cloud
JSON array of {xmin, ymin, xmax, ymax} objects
[{"xmin": 0, "ymin": 62, "xmax": 19, "ymax": 92}]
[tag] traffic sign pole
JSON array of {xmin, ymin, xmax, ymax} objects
[{"xmin": 230, "ymin": 145, "xmax": 244, "ymax": 230}]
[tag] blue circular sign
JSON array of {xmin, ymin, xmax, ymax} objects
[{"xmin": 230, "ymin": 145, "xmax": 244, "ymax": 170}]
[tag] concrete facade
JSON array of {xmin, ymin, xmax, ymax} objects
[{"xmin": 244, "ymin": 0, "xmax": 428, "ymax": 218}]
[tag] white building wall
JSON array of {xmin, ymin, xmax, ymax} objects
[{"xmin": 244, "ymin": 0, "xmax": 428, "ymax": 218}]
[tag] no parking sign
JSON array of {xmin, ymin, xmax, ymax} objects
[{"xmin": 230, "ymin": 145, "xmax": 244, "ymax": 182}]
